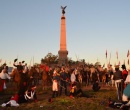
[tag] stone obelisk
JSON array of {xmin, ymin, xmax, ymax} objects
[{"xmin": 58, "ymin": 6, "xmax": 68, "ymax": 66}]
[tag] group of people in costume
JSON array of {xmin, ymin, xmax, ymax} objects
[
  {"xmin": 0, "ymin": 59, "xmax": 130, "ymax": 109},
  {"xmin": 0, "ymin": 59, "xmax": 38, "ymax": 107},
  {"xmin": 51, "ymin": 66, "xmax": 90, "ymax": 99},
  {"xmin": 107, "ymin": 64, "xmax": 130, "ymax": 109}
]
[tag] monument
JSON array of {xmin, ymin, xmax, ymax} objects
[{"xmin": 58, "ymin": 6, "xmax": 68, "ymax": 66}]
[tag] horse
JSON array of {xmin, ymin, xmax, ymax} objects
[
  {"xmin": 42, "ymin": 69, "xmax": 49, "ymax": 90},
  {"xmin": 28, "ymin": 67, "xmax": 40, "ymax": 86},
  {"xmin": 10, "ymin": 68, "xmax": 21, "ymax": 90},
  {"xmin": 78, "ymin": 72, "xmax": 83, "ymax": 84},
  {"xmin": 90, "ymin": 66, "xmax": 99, "ymax": 84},
  {"xmin": 101, "ymin": 68, "xmax": 107, "ymax": 86}
]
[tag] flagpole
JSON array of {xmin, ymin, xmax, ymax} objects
[
  {"xmin": 33, "ymin": 56, "xmax": 34, "ymax": 66},
  {"xmin": 106, "ymin": 49, "xmax": 108, "ymax": 67},
  {"xmin": 109, "ymin": 53, "xmax": 111, "ymax": 65},
  {"xmin": 30, "ymin": 58, "xmax": 32, "ymax": 68},
  {"xmin": 17, "ymin": 54, "xmax": 18, "ymax": 65},
  {"xmin": 116, "ymin": 50, "xmax": 118, "ymax": 65}
]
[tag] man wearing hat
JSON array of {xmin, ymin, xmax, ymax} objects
[
  {"xmin": 113, "ymin": 65, "xmax": 123, "ymax": 100},
  {"xmin": 13, "ymin": 61, "xmax": 23, "ymax": 74}
]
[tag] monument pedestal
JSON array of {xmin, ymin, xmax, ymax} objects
[{"xmin": 58, "ymin": 50, "xmax": 68, "ymax": 66}]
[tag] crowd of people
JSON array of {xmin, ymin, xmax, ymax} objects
[{"xmin": 0, "ymin": 60, "xmax": 130, "ymax": 109}]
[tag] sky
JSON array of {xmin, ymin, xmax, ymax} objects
[{"xmin": 0, "ymin": 0, "xmax": 130, "ymax": 68}]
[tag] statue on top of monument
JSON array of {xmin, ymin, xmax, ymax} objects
[{"xmin": 61, "ymin": 6, "xmax": 67, "ymax": 15}]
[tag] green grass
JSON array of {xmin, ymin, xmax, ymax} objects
[{"xmin": 0, "ymin": 83, "xmax": 117, "ymax": 110}]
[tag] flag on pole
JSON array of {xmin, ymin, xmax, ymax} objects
[
  {"xmin": 106, "ymin": 50, "xmax": 107, "ymax": 58},
  {"xmin": 127, "ymin": 50, "xmax": 130, "ymax": 57},
  {"xmin": 116, "ymin": 51, "xmax": 118, "ymax": 59}
]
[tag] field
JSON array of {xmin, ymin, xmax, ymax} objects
[{"xmin": 0, "ymin": 81, "xmax": 118, "ymax": 110}]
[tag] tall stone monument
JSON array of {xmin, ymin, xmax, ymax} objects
[{"xmin": 58, "ymin": 6, "xmax": 68, "ymax": 66}]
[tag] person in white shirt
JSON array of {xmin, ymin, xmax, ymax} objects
[
  {"xmin": 0, "ymin": 66, "xmax": 11, "ymax": 91},
  {"xmin": 71, "ymin": 70, "xmax": 76, "ymax": 83}
]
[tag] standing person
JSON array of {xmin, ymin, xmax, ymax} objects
[
  {"xmin": 13, "ymin": 60, "xmax": 23, "ymax": 74},
  {"xmin": 107, "ymin": 64, "xmax": 114, "ymax": 86},
  {"xmin": 90, "ymin": 65, "xmax": 100, "ymax": 84},
  {"xmin": 113, "ymin": 65, "xmax": 123, "ymax": 100},
  {"xmin": 0, "ymin": 66, "xmax": 11, "ymax": 92},
  {"xmin": 18, "ymin": 68, "xmax": 29, "ymax": 97},
  {"xmin": 121, "ymin": 64, "xmax": 128, "ymax": 89},
  {"xmin": 70, "ymin": 69, "xmax": 76, "ymax": 83},
  {"xmin": 52, "ymin": 69, "xmax": 60, "ymax": 98},
  {"xmin": 59, "ymin": 67, "xmax": 69, "ymax": 96},
  {"xmin": 23, "ymin": 63, "xmax": 28, "ymax": 74},
  {"xmin": 120, "ymin": 68, "xmax": 130, "ymax": 109}
]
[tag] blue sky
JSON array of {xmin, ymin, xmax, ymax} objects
[{"xmin": 0, "ymin": 0, "xmax": 130, "ymax": 67}]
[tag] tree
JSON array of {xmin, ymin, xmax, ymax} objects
[{"xmin": 41, "ymin": 53, "xmax": 58, "ymax": 65}]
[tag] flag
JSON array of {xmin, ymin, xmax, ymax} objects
[
  {"xmin": 106, "ymin": 50, "xmax": 107, "ymax": 58},
  {"xmin": 116, "ymin": 51, "xmax": 118, "ymax": 59},
  {"xmin": 128, "ymin": 59, "xmax": 129, "ymax": 65},
  {"xmin": 127, "ymin": 50, "xmax": 130, "ymax": 57}
]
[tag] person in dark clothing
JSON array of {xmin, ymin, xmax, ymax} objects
[
  {"xmin": 59, "ymin": 67, "xmax": 69, "ymax": 96},
  {"xmin": 13, "ymin": 62, "xmax": 23, "ymax": 73},
  {"xmin": 113, "ymin": 65, "xmax": 123, "ymax": 100},
  {"xmin": 92, "ymin": 80, "xmax": 101, "ymax": 92},
  {"xmin": 18, "ymin": 71, "xmax": 29, "ymax": 95},
  {"xmin": 18, "ymin": 85, "xmax": 37, "ymax": 103},
  {"xmin": 69, "ymin": 82, "xmax": 88, "ymax": 98}
]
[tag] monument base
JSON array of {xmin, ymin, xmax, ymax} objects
[{"xmin": 58, "ymin": 50, "xmax": 68, "ymax": 66}]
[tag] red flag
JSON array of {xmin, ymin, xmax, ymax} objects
[
  {"xmin": 116, "ymin": 51, "xmax": 118, "ymax": 59},
  {"xmin": 127, "ymin": 50, "xmax": 129, "ymax": 57},
  {"xmin": 106, "ymin": 50, "xmax": 107, "ymax": 58}
]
